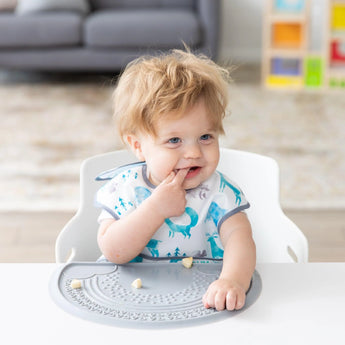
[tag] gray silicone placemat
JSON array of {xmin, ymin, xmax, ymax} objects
[{"xmin": 49, "ymin": 262, "xmax": 261, "ymax": 328}]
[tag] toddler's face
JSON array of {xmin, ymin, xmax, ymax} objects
[{"xmin": 131, "ymin": 98, "xmax": 220, "ymax": 190}]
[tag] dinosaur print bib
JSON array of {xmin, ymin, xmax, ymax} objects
[{"xmin": 95, "ymin": 162, "xmax": 250, "ymax": 261}]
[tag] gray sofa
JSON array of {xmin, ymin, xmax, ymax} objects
[{"xmin": 0, "ymin": 0, "xmax": 220, "ymax": 72}]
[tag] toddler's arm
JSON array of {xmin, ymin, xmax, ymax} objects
[
  {"xmin": 97, "ymin": 169, "xmax": 189, "ymax": 264},
  {"xmin": 202, "ymin": 212, "xmax": 256, "ymax": 311}
]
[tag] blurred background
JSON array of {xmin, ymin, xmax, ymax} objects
[{"xmin": 0, "ymin": 0, "xmax": 344, "ymax": 262}]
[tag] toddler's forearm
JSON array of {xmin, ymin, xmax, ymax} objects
[
  {"xmin": 97, "ymin": 197, "xmax": 166, "ymax": 264},
  {"xmin": 220, "ymin": 229, "xmax": 256, "ymax": 291}
]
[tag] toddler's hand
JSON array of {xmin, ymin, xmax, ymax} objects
[
  {"xmin": 202, "ymin": 278, "xmax": 246, "ymax": 311},
  {"xmin": 150, "ymin": 169, "xmax": 188, "ymax": 219}
]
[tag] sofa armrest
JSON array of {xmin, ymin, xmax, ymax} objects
[{"xmin": 196, "ymin": 0, "xmax": 220, "ymax": 60}]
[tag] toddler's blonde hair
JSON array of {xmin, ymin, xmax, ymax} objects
[{"xmin": 113, "ymin": 49, "xmax": 232, "ymax": 141}]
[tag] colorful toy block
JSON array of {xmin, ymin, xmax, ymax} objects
[
  {"xmin": 271, "ymin": 57, "xmax": 301, "ymax": 75},
  {"xmin": 305, "ymin": 57, "xmax": 323, "ymax": 87},
  {"xmin": 331, "ymin": 4, "xmax": 345, "ymax": 30},
  {"xmin": 330, "ymin": 40, "xmax": 345, "ymax": 63},
  {"xmin": 266, "ymin": 75, "xmax": 303, "ymax": 88},
  {"xmin": 274, "ymin": 0, "xmax": 305, "ymax": 12},
  {"xmin": 272, "ymin": 23, "xmax": 303, "ymax": 48}
]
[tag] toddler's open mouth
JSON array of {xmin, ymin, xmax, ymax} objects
[
  {"xmin": 185, "ymin": 166, "xmax": 201, "ymax": 178},
  {"xmin": 174, "ymin": 166, "xmax": 202, "ymax": 179}
]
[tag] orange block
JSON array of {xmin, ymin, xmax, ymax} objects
[{"xmin": 272, "ymin": 23, "xmax": 302, "ymax": 47}]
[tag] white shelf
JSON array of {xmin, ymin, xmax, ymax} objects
[
  {"xmin": 266, "ymin": 49, "xmax": 306, "ymax": 58},
  {"xmin": 268, "ymin": 13, "xmax": 307, "ymax": 23}
]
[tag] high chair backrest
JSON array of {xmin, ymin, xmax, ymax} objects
[{"xmin": 55, "ymin": 148, "xmax": 308, "ymax": 263}]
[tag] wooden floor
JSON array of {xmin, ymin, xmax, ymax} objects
[{"xmin": 0, "ymin": 210, "xmax": 344, "ymax": 263}]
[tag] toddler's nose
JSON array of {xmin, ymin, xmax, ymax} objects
[{"xmin": 184, "ymin": 143, "xmax": 202, "ymax": 159}]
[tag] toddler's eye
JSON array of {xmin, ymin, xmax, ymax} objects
[
  {"xmin": 168, "ymin": 137, "xmax": 181, "ymax": 144},
  {"xmin": 200, "ymin": 134, "xmax": 212, "ymax": 141}
]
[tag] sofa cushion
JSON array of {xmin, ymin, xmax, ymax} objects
[
  {"xmin": 90, "ymin": 0, "xmax": 194, "ymax": 10},
  {"xmin": 0, "ymin": 13, "xmax": 82, "ymax": 48},
  {"xmin": 16, "ymin": 0, "xmax": 90, "ymax": 15},
  {"xmin": 0, "ymin": 0, "xmax": 17, "ymax": 11},
  {"xmin": 84, "ymin": 10, "xmax": 201, "ymax": 49}
]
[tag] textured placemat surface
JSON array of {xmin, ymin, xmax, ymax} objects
[{"xmin": 49, "ymin": 262, "xmax": 262, "ymax": 328}]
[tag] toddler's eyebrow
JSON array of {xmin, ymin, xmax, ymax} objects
[{"xmin": 159, "ymin": 130, "xmax": 181, "ymax": 138}]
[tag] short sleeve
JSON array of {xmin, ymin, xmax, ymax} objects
[
  {"xmin": 208, "ymin": 172, "xmax": 250, "ymax": 231},
  {"xmin": 94, "ymin": 170, "xmax": 137, "ymax": 223}
]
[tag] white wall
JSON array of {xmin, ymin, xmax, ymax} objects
[{"xmin": 219, "ymin": 0, "xmax": 263, "ymax": 64}]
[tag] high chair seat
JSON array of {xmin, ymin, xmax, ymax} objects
[{"xmin": 55, "ymin": 148, "xmax": 308, "ymax": 263}]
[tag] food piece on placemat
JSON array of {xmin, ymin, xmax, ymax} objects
[
  {"xmin": 131, "ymin": 278, "xmax": 142, "ymax": 289},
  {"xmin": 182, "ymin": 257, "xmax": 193, "ymax": 268},
  {"xmin": 70, "ymin": 279, "xmax": 82, "ymax": 289}
]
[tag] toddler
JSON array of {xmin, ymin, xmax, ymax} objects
[{"xmin": 96, "ymin": 49, "xmax": 256, "ymax": 311}]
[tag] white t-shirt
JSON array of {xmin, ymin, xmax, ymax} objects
[{"xmin": 95, "ymin": 162, "xmax": 250, "ymax": 262}]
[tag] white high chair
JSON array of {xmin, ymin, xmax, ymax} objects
[{"xmin": 55, "ymin": 148, "xmax": 308, "ymax": 263}]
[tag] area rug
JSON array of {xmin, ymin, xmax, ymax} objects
[{"xmin": 1, "ymin": 78, "xmax": 344, "ymax": 211}]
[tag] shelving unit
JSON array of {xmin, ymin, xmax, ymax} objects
[{"xmin": 262, "ymin": 0, "xmax": 325, "ymax": 89}]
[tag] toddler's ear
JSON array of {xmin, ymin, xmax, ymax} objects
[{"xmin": 126, "ymin": 135, "xmax": 145, "ymax": 161}]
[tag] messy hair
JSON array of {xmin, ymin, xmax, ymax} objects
[{"xmin": 113, "ymin": 49, "xmax": 232, "ymax": 141}]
